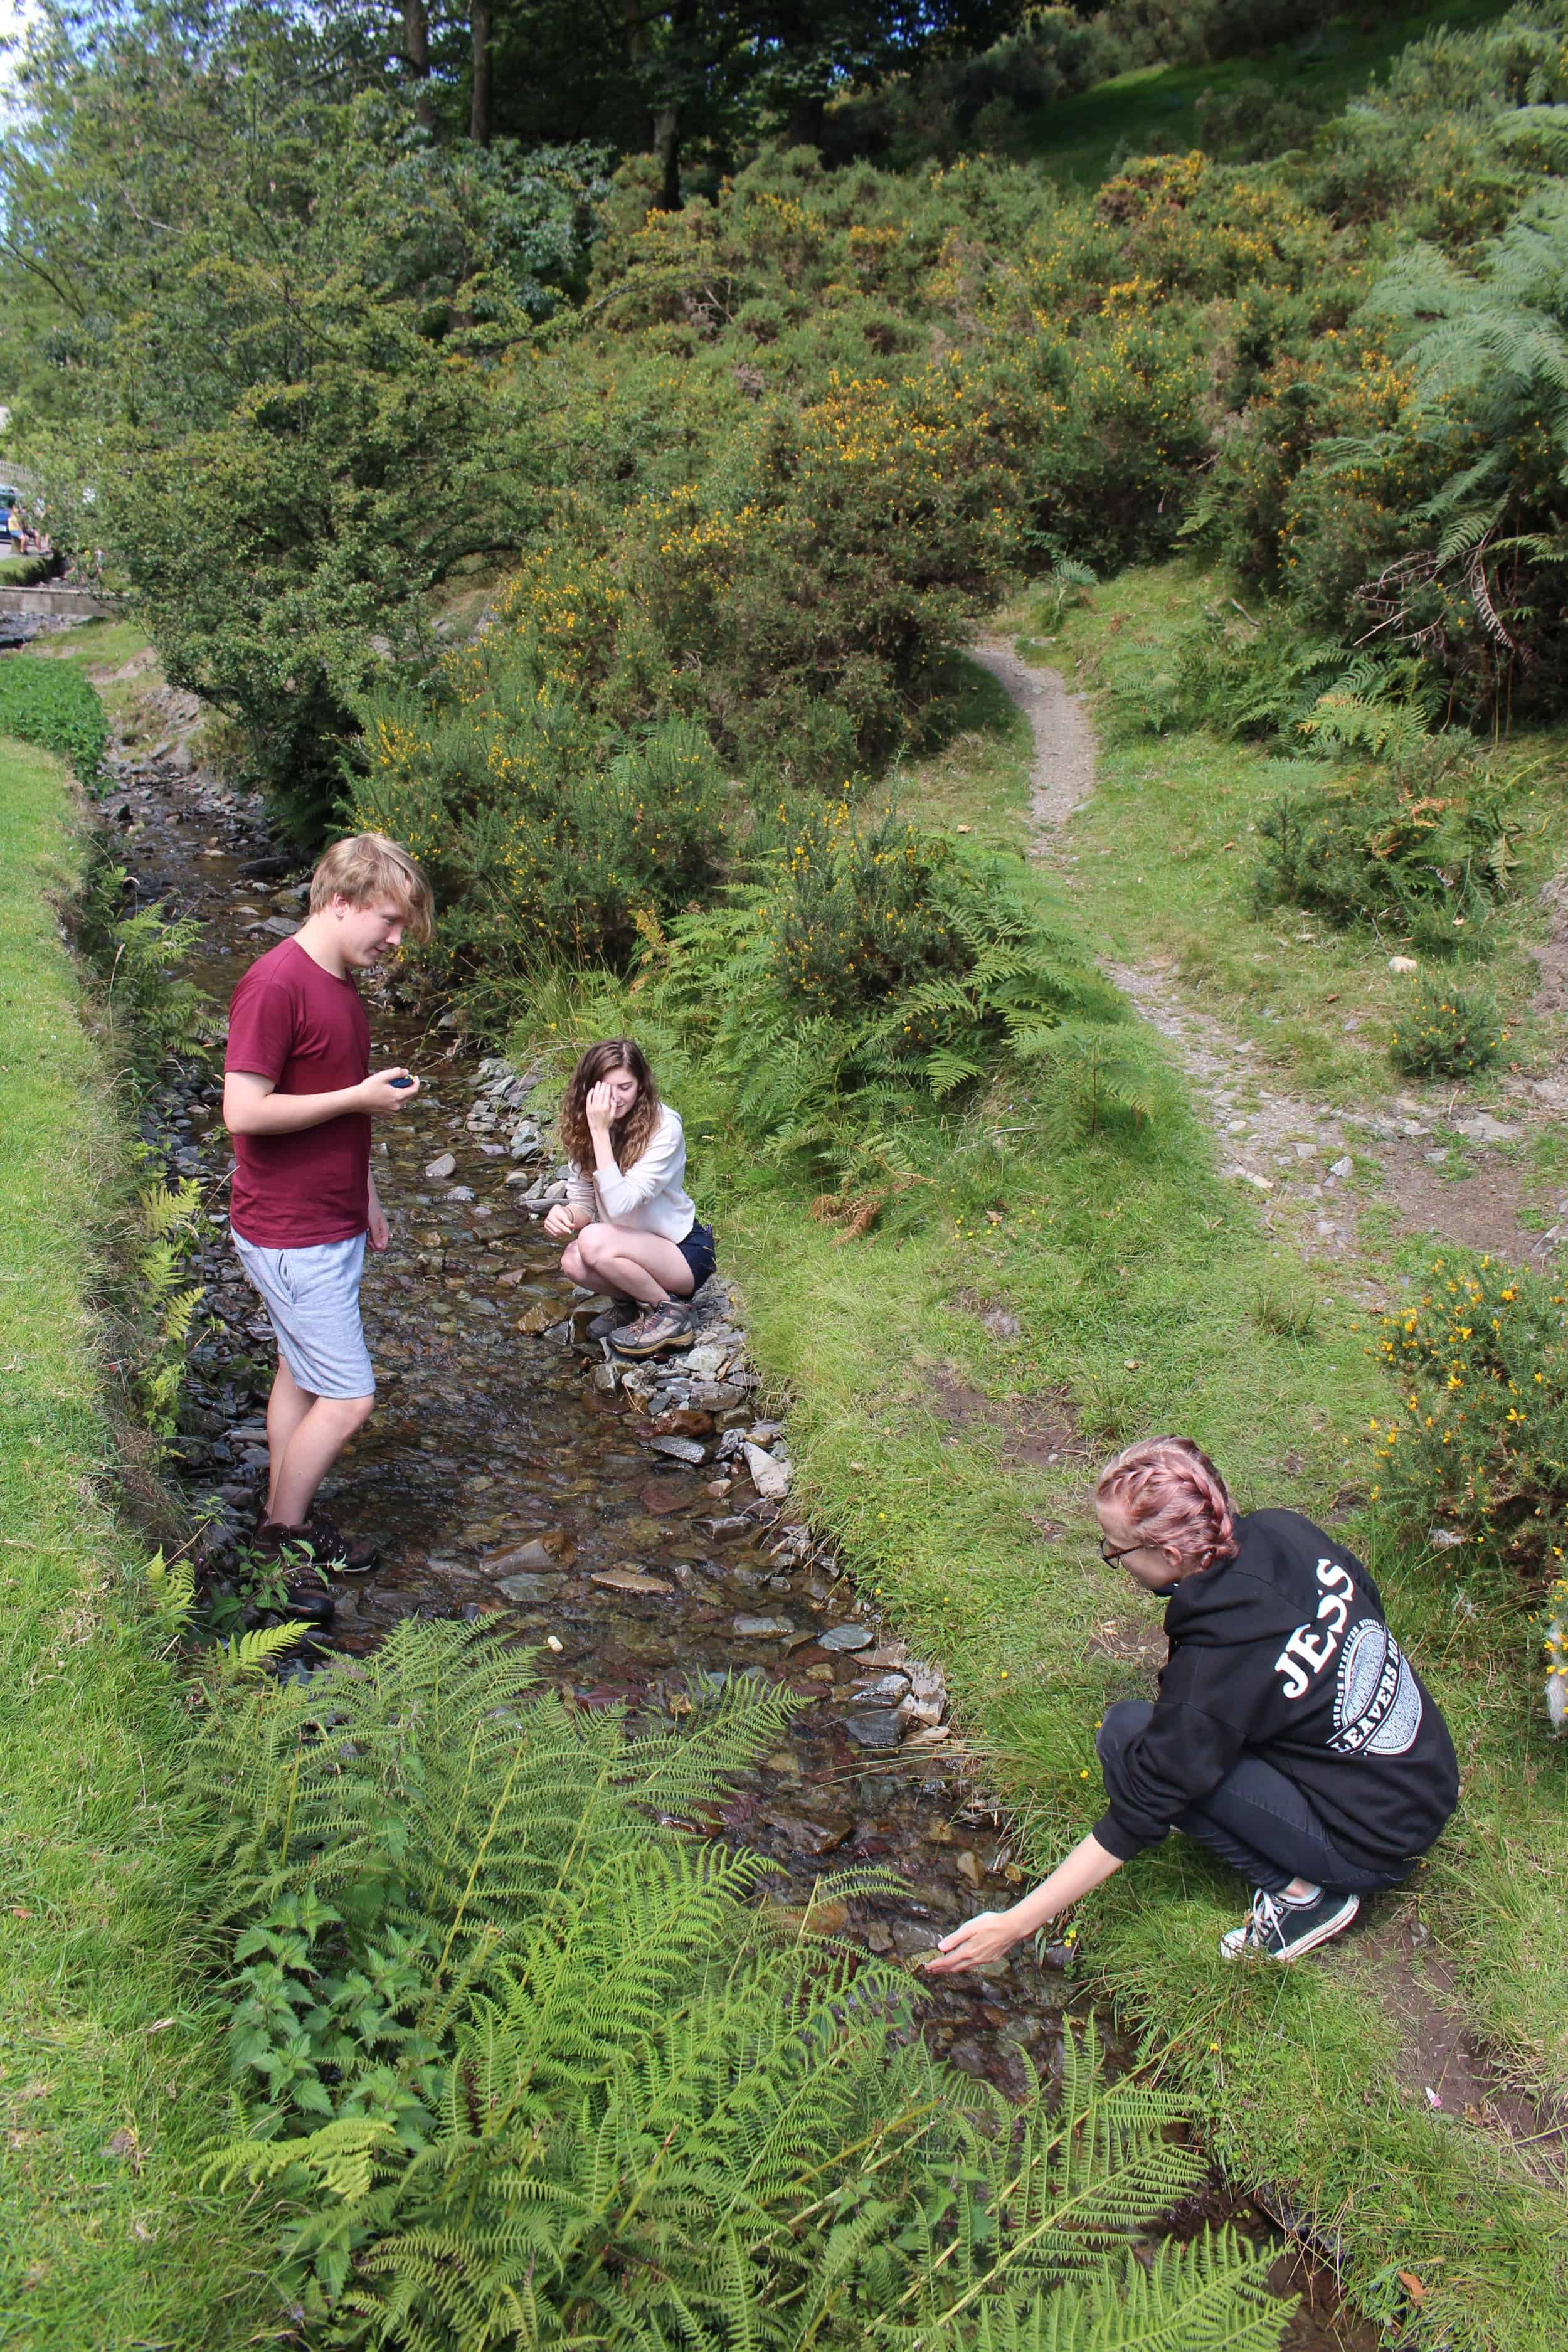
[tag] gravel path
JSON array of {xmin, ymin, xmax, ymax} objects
[{"xmin": 975, "ymin": 639, "xmax": 1566, "ymax": 1272}]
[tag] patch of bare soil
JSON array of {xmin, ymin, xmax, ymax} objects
[
  {"xmin": 950, "ymin": 1287, "xmax": 1021, "ymax": 1342},
  {"xmin": 1345, "ymin": 1902, "xmax": 1567, "ymax": 2186},
  {"xmin": 926, "ymin": 1367, "xmax": 1088, "ymax": 1473},
  {"xmin": 1083, "ymin": 1615, "xmax": 1168, "ymax": 1673}
]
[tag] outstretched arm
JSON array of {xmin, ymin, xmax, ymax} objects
[
  {"xmin": 923, "ymin": 1833, "xmax": 1123, "ymax": 1976},
  {"xmin": 223, "ymin": 1067, "xmax": 419, "ymax": 1135}
]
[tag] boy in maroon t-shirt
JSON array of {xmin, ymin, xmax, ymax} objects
[{"xmin": 223, "ymin": 832, "xmax": 434, "ymax": 1616}]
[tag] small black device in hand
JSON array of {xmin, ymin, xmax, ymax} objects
[{"xmin": 389, "ymin": 1074, "xmax": 416, "ymax": 1089}]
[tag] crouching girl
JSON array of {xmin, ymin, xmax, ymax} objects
[
  {"xmin": 543, "ymin": 1038, "xmax": 716, "ymax": 1360},
  {"xmin": 928, "ymin": 1436, "xmax": 1458, "ymax": 1972}
]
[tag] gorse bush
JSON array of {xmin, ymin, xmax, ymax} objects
[
  {"xmin": 198, "ymin": 1620, "xmax": 1285, "ymax": 2349},
  {"xmin": 1544, "ymin": 1578, "xmax": 1568, "ymax": 1732},
  {"xmin": 1389, "ymin": 977, "xmax": 1505, "ymax": 1079},
  {"xmin": 35, "ymin": 3, "xmax": 1568, "ymax": 802},
  {"xmin": 0, "ymin": 651, "xmax": 107, "ymax": 782},
  {"xmin": 351, "ymin": 685, "xmax": 728, "ymax": 975},
  {"xmin": 1374, "ymin": 1255, "xmax": 1568, "ymax": 1593}
]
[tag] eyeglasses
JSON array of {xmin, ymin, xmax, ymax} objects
[{"xmin": 1099, "ymin": 1537, "xmax": 1145, "ymax": 1566}]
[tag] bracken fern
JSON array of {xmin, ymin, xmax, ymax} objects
[{"xmin": 194, "ymin": 1623, "xmax": 1284, "ymax": 2349}]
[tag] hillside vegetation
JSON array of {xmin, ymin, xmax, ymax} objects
[{"xmin": 3, "ymin": 3, "xmax": 1568, "ymax": 2346}]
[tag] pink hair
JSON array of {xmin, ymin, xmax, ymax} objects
[{"xmin": 1095, "ymin": 1436, "xmax": 1239, "ymax": 1573}]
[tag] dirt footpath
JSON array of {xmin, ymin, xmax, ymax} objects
[{"xmin": 974, "ymin": 638, "xmax": 1568, "ymax": 1275}]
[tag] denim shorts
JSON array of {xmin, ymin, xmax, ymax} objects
[
  {"xmin": 676, "ymin": 1221, "xmax": 717, "ymax": 1294},
  {"xmin": 231, "ymin": 1229, "xmax": 374, "ymax": 1399}
]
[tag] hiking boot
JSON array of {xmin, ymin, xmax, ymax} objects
[
  {"xmin": 610, "ymin": 1300, "xmax": 694, "ymax": 1359},
  {"xmin": 1219, "ymin": 1884, "xmax": 1359, "ymax": 1963},
  {"xmin": 305, "ymin": 1505, "xmax": 379, "ymax": 1575},
  {"xmin": 248, "ymin": 1522, "xmax": 336, "ymax": 1624},
  {"xmin": 586, "ymin": 1298, "xmax": 640, "ymax": 1342}
]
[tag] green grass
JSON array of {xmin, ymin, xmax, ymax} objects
[
  {"xmin": 1000, "ymin": 558, "xmax": 1568, "ymax": 1116},
  {"xmin": 515, "ymin": 577, "xmax": 1568, "ymax": 2345},
  {"xmin": 1007, "ymin": 3, "xmax": 1512, "ymax": 187},
  {"xmin": 0, "ymin": 736, "xmax": 271, "ymax": 2348},
  {"xmin": 26, "ymin": 618, "xmax": 152, "ymax": 670}
]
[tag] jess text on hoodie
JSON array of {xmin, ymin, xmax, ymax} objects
[{"xmin": 1093, "ymin": 1509, "xmax": 1458, "ymax": 1877}]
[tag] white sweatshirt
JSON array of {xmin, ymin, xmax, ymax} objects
[{"xmin": 565, "ymin": 1103, "xmax": 697, "ymax": 1242}]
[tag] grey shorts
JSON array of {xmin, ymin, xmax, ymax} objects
[{"xmin": 231, "ymin": 1229, "xmax": 374, "ymax": 1399}]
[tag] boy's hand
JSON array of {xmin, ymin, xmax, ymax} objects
[
  {"xmin": 360, "ymin": 1067, "xmax": 418, "ymax": 1115},
  {"xmin": 368, "ymin": 1198, "xmax": 390, "ymax": 1251}
]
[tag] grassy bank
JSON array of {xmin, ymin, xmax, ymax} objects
[
  {"xmin": 0, "ymin": 734, "xmax": 269, "ymax": 2348},
  {"xmin": 514, "ymin": 601, "xmax": 1568, "ymax": 2345},
  {"xmin": 1011, "ymin": 2, "xmax": 1513, "ymax": 187},
  {"xmin": 1024, "ymin": 559, "xmax": 1568, "ymax": 1109}
]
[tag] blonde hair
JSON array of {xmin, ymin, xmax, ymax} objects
[{"xmin": 310, "ymin": 832, "xmax": 434, "ymax": 943}]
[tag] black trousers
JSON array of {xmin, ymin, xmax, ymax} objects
[{"xmin": 1096, "ymin": 1702, "xmax": 1415, "ymax": 1898}]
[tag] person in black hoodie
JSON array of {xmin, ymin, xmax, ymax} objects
[{"xmin": 926, "ymin": 1436, "xmax": 1458, "ymax": 1971}]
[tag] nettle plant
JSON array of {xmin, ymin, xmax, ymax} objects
[{"xmin": 197, "ymin": 1621, "xmax": 1285, "ymax": 2349}]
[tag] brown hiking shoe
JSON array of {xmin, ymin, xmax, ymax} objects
[
  {"xmin": 610, "ymin": 1300, "xmax": 694, "ymax": 1359},
  {"xmin": 248, "ymin": 1521, "xmax": 336, "ymax": 1623},
  {"xmin": 305, "ymin": 1506, "xmax": 379, "ymax": 1575},
  {"xmin": 586, "ymin": 1298, "xmax": 640, "ymax": 1342}
]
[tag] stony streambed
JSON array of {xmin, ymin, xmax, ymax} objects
[
  {"xmin": 98, "ymin": 733, "xmax": 1364, "ymax": 2347},
  {"xmin": 109, "ymin": 744, "xmax": 1098, "ymax": 2102}
]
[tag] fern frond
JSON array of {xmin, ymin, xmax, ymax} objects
[{"xmin": 213, "ymin": 1621, "xmax": 314, "ymax": 1682}]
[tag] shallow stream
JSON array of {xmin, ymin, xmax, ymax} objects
[{"xmin": 99, "ymin": 735, "xmax": 1368, "ymax": 2350}]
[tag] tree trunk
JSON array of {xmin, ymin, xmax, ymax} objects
[
  {"xmin": 654, "ymin": 105, "xmax": 681, "ymax": 211},
  {"xmin": 470, "ymin": 1, "xmax": 493, "ymax": 147},
  {"xmin": 402, "ymin": 0, "xmax": 433, "ymax": 130}
]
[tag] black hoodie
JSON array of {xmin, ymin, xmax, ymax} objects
[{"xmin": 1093, "ymin": 1508, "xmax": 1458, "ymax": 1875}]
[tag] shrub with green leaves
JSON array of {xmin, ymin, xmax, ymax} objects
[
  {"xmin": 621, "ymin": 804, "xmax": 1127, "ymax": 1187},
  {"xmin": 0, "ymin": 650, "xmax": 107, "ymax": 782},
  {"xmin": 1389, "ymin": 976, "xmax": 1505, "ymax": 1080},
  {"xmin": 196, "ymin": 1620, "xmax": 1284, "ymax": 2349},
  {"xmin": 1375, "ymin": 1256, "xmax": 1568, "ymax": 1592},
  {"xmin": 350, "ymin": 684, "xmax": 728, "ymax": 976},
  {"xmin": 1253, "ymin": 752, "xmax": 1520, "ymax": 953}
]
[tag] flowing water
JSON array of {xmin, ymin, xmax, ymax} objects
[{"xmin": 97, "ymin": 734, "xmax": 1372, "ymax": 2351}]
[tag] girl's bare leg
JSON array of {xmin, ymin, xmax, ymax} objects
[{"xmin": 575, "ymin": 1222, "xmax": 694, "ymax": 1305}]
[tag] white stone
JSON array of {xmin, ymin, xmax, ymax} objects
[
  {"xmin": 744, "ymin": 1443, "xmax": 792, "ymax": 1500},
  {"xmin": 1388, "ymin": 955, "xmax": 1419, "ymax": 974}
]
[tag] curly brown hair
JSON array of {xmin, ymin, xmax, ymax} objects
[{"xmin": 558, "ymin": 1039, "xmax": 660, "ymax": 1174}]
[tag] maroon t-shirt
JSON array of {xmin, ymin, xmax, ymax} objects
[{"xmin": 225, "ymin": 937, "xmax": 371, "ymax": 1246}]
